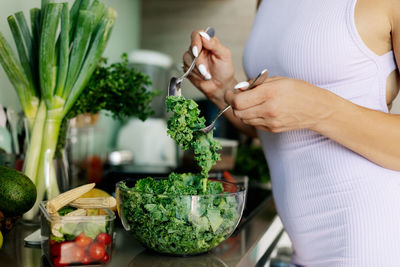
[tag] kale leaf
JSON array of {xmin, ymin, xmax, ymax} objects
[
  {"xmin": 166, "ymin": 95, "xmax": 221, "ymax": 179},
  {"xmin": 119, "ymin": 174, "xmax": 240, "ymax": 255}
]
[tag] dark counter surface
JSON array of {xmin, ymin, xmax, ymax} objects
[{"xmin": 0, "ymin": 192, "xmax": 281, "ymax": 267}]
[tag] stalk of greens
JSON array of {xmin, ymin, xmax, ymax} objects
[
  {"xmin": 0, "ymin": 0, "xmax": 116, "ymax": 220},
  {"xmin": 166, "ymin": 95, "xmax": 221, "ymax": 191}
]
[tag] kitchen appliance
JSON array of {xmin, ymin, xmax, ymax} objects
[
  {"xmin": 129, "ymin": 49, "xmax": 173, "ymax": 118},
  {"xmin": 114, "ymin": 50, "xmax": 178, "ymax": 168}
]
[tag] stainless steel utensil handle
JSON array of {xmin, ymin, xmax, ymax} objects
[{"xmin": 179, "ymin": 27, "xmax": 215, "ymax": 82}]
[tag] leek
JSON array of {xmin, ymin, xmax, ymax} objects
[{"xmin": 0, "ymin": 0, "xmax": 116, "ymax": 220}]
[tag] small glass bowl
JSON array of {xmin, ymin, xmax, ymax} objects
[
  {"xmin": 39, "ymin": 201, "xmax": 116, "ymax": 266},
  {"xmin": 116, "ymin": 178, "xmax": 246, "ymax": 256}
]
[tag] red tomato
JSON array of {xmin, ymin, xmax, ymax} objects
[
  {"xmin": 96, "ymin": 232, "xmax": 112, "ymax": 246},
  {"xmin": 71, "ymin": 246, "xmax": 85, "ymax": 263},
  {"xmin": 75, "ymin": 233, "xmax": 93, "ymax": 247},
  {"xmin": 50, "ymin": 243, "xmax": 61, "ymax": 257},
  {"xmin": 101, "ymin": 252, "xmax": 110, "ymax": 263},
  {"xmin": 53, "ymin": 257, "xmax": 68, "ymax": 267},
  {"xmin": 81, "ymin": 255, "xmax": 93, "ymax": 265},
  {"xmin": 89, "ymin": 243, "xmax": 106, "ymax": 260},
  {"xmin": 59, "ymin": 241, "xmax": 75, "ymax": 264}
]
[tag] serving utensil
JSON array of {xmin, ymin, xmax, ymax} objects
[
  {"xmin": 198, "ymin": 69, "xmax": 269, "ymax": 134},
  {"xmin": 168, "ymin": 27, "xmax": 215, "ymax": 97}
]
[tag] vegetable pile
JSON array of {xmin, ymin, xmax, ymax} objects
[
  {"xmin": 118, "ymin": 173, "xmax": 240, "ymax": 255},
  {"xmin": 0, "ymin": 0, "xmax": 117, "ymax": 220},
  {"xmin": 118, "ymin": 95, "xmax": 243, "ymax": 255}
]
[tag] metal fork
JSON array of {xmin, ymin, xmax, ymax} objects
[
  {"xmin": 168, "ymin": 27, "xmax": 215, "ymax": 97},
  {"xmin": 198, "ymin": 69, "xmax": 269, "ymax": 134}
]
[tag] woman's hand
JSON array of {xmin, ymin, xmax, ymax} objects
[
  {"xmin": 225, "ymin": 76, "xmax": 334, "ymax": 132},
  {"xmin": 183, "ymin": 30, "xmax": 236, "ymax": 107}
]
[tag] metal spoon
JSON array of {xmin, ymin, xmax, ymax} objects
[
  {"xmin": 198, "ymin": 69, "xmax": 269, "ymax": 134},
  {"xmin": 168, "ymin": 27, "xmax": 216, "ymax": 97}
]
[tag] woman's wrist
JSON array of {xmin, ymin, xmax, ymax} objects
[{"xmin": 208, "ymin": 78, "xmax": 238, "ymax": 109}]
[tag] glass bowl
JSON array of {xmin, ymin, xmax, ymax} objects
[
  {"xmin": 39, "ymin": 201, "xmax": 116, "ymax": 266},
  {"xmin": 115, "ymin": 177, "xmax": 246, "ymax": 256}
]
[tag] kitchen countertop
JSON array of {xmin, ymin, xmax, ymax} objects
[{"xmin": 0, "ymin": 195, "xmax": 282, "ymax": 267}]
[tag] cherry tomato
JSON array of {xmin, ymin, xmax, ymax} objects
[
  {"xmin": 59, "ymin": 241, "xmax": 75, "ymax": 264},
  {"xmin": 53, "ymin": 257, "xmax": 68, "ymax": 267},
  {"xmin": 50, "ymin": 243, "xmax": 61, "ymax": 257},
  {"xmin": 50, "ymin": 238, "xmax": 57, "ymax": 246},
  {"xmin": 101, "ymin": 252, "xmax": 110, "ymax": 263},
  {"xmin": 81, "ymin": 255, "xmax": 93, "ymax": 265},
  {"xmin": 96, "ymin": 232, "xmax": 112, "ymax": 246},
  {"xmin": 71, "ymin": 246, "xmax": 85, "ymax": 263},
  {"xmin": 74, "ymin": 233, "xmax": 93, "ymax": 247},
  {"xmin": 89, "ymin": 242, "xmax": 106, "ymax": 260}
]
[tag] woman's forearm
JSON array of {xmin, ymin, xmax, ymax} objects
[{"xmin": 313, "ymin": 91, "xmax": 400, "ymax": 171}]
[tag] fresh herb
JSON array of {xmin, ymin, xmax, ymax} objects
[
  {"xmin": 118, "ymin": 173, "xmax": 240, "ymax": 255},
  {"xmin": 67, "ymin": 53, "xmax": 156, "ymax": 121},
  {"xmin": 166, "ymin": 95, "xmax": 221, "ymax": 180},
  {"xmin": 56, "ymin": 53, "xmax": 157, "ymax": 154}
]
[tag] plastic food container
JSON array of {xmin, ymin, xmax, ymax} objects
[
  {"xmin": 39, "ymin": 202, "xmax": 116, "ymax": 266},
  {"xmin": 116, "ymin": 178, "xmax": 246, "ymax": 256}
]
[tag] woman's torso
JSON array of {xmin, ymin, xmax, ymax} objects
[{"xmin": 243, "ymin": 0, "xmax": 400, "ymax": 266}]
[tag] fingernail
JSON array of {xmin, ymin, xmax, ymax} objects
[
  {"xmin": 199, "ymin": 31, "xmax": 210, "ymax": 41},
  {"xmin": 198, "ymin": 64, "xmax": 212, "ymax": 80},
  {"xmin": 234, "ymin": 81, "xmax": 250, "ymax": 90},
  {"xmin": 192, "ymin": 46, "xmax": 198, "ymax": 57}
]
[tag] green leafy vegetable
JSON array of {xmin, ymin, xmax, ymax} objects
[
  {"xmin": 234, "ymin": 145, "xmax": 270, "ymax": 183},
  {"xmin": 57, "ymin": 206, "xmax": 77, "ymax": 216},
  {"xmin": 56, "ymin": 53, "xmax": 157, "ymax": 155},
  {"xmin": 166, "ymin": 95, "xmax": 221, "ymax": 181},
  {"xmin": 67, "ymin": 53, "xmax": 156, "ymax": 121},
  {"xmin": 118, "ymin": 174, "xmax": 240, "ymax": 255}
]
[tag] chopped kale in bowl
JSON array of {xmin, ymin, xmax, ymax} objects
[
  {"xmin": 116, "ymin": 173, "xmax": 246, "ymax": 255},
  {"xmin": 116, "ymin": 94, "xmax": 246, "ymax": 255}
]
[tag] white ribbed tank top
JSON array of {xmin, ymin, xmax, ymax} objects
[{"xmin": 243, "ymin": 0, "xmax": 400, "ymax": 266}]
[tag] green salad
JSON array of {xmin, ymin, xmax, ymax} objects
[
  {"xmin": 118, "ymin": 95, "xmax": 242, "ymax": 255},
  {"xmin": 118, "ymin": 173, "xmax": 240, "ymax": 255}
]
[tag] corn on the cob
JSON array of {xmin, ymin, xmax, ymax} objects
[
  {"xmin": 46, "ymin": 183, "xmax": 95, "ymax": 214},
  {"xmin": 50, "ymin": 209, "xmax": 88, "ymax": 237},
  {"xmin": 70, "ymin": 197, "xmax": 116, "ymax": 209},
  {"xmin": 64, "ymin": 208, "xmax": 87, "ymax": 217}
]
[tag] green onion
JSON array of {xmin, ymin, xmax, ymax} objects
[{"xmin": 0, "ymin": 0, "xmax": 116, "ymax": 220}]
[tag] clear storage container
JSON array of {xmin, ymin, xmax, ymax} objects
[{"xmin": 39, "ymin": 201, "xmax": 115, "ymax": 266}]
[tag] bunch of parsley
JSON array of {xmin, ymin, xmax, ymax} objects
[
  {"xmin": 119, "ymin": 173, "xmax": 240, "ymax": 255},
  {"xmin": 56, "ymin": 53, "xmax": 157, "ymax": 154}
]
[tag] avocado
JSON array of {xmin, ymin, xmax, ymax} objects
[{"xmin": 0, "ymin": 165, "xmax": 36, "ymax": 215}]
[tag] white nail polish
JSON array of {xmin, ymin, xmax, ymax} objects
[
  {"xmin": 199, "ymin": 31, "xmax": 210, "ymax": 41},
  {"xmin": 205, "ymin": 73, "xmax": 212, "ymax": 80},
  {"xmin": 234, "ymin": 81, "xmax": 250, "ymax": 90},
  {"xmin": 192, "ymin": 46, "xmax": 198, "ymax": 57},
  {"xmin": 198, "ymin": 64, "xmax": 208, "ymax": 76}
]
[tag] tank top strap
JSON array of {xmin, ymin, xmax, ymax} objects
[{"xmin": 378, "ymin": 51, "xmax": 397, "ymax": 77}]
